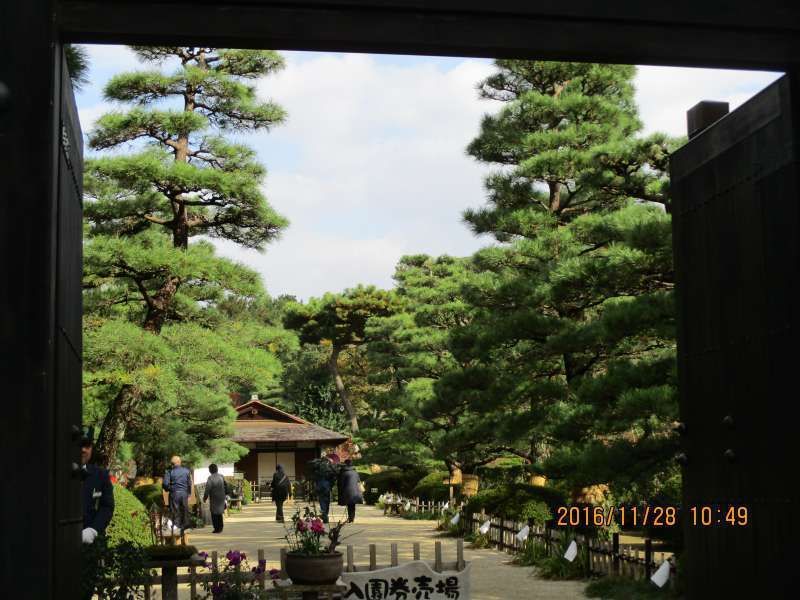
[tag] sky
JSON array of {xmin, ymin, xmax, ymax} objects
[{"xmin": 76, "ymin": 46, "xmax": 783, "ymax": 300}]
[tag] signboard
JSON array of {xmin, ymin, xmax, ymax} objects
[{"xmin": 340, "ymin": 560, "xmax": 471, "ymax": 599}]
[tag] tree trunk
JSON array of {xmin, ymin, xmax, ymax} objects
[
  {"xmin": 94, "ymin": 385, "xmax": 140, "ymax": 469},
  {"xmin": 327, "ymin": 347, "xmax": 359, "ymax": 433},
  {"xmin": 143, "ymin": 275, "xmax": 181, "ymax": 333}
]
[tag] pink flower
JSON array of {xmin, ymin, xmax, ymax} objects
[
  {"xmin": 310, "ymin": 518, "xmax": 325, "ymax": 534},
  {"xmin": 296, "ymin": 519, "xmax": 308, "ymax": 533}
]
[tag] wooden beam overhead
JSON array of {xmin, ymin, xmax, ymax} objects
[{"xmin": 58, "ymin": 1, "xmax": 800, "ymax": 70}]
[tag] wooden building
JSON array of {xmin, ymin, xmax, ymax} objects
[{"xmin": 231, "ymin": 398, "xmax": 349, "ymax": 487}]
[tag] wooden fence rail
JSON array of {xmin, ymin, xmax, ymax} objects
[
  {"xmin": 394, "ymin": 497, "xmax": 674, "ymax": 587},
  {"xmin": 140, "ymin": 540, "xmax": 465, "ymax": 600}
]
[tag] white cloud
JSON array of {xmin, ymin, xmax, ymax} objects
[
  {"xmin": 76, "ymin": 50, "xmax": 784, "ymax": 299},
  {"xmin": 635, "ymin": 66, "xmax": 783, "ymax": 137}
]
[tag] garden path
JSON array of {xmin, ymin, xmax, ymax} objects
[{"xmin": 172, "ymin": 500, "xmax": 588, "ymax": 599}]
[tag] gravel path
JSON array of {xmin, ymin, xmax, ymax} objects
[{"xmin": 170, "ymin": 500, "xmax": 587, "ymax": 599}]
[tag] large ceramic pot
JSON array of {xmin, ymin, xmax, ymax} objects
[{"xmin": 285, "ymin": 551, "xmax": 344, "ymax": 585}]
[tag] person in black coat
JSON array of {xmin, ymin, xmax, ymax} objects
[
  {"xmin": 80, "ymin": 435, "xmax": 114, "ymax": 544},
  {"xmin": 337, "ymin": 459, "xmax": 363, "ymax": 523},
  {"xmin": 162, "ymin": 455, "xmax": 193, "ymax": 533},
  {"xmin": 271, "ymin": 464, "xmax": 291, "ymax": 522}
]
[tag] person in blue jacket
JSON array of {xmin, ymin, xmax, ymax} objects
[
  {"xmin": 80, "ymin": 433, "xmax": 114, "ymax": 544},
  {"xmin": 162, "ymin": 455, "xmax": 194, "ymax": 533}
]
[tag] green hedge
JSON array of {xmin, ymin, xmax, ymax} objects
[
  {"xmin": 133, "ymin": 483, "xmax": 164, "ymax": 510},
  {"xmin": 242, "ymin": 478, "xmax": 253, "ymax": 505},
  {"xmin": 106, "ymin": 485, "xmax": 152, "ymax": 547},
  {"xmin": 463, "ymin": 483, "xmax": 565, "ymax": 524},
  {"xmin": 410, "ymin": 471, "xmax": 453, "ymax": 502},
  {"xmin": 362, "ymin": 467, "xmax": 427, "ymax": 504}
]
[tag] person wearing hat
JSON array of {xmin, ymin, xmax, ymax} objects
[
  {"xmin": 162, "ymin": 455, "xmax": 193, "ymax": 533},
  {"xmin": 80, "ymin": 431, "xmax": 115, "ymax": 544}
]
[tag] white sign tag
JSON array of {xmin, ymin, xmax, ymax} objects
[
  {"xmin": 651, "ymin": 560, "xmax": 671, "ymax": 588},
  {"xmin": 340, "ymin": 560, "xmax": 471, "ymax": 600},
  {"xmin": 442, "ymin": 501, "xmax": 449, "ymax": 510},
  {"xmin": 516, "ymin": 525, "xmax": 530, "ymax": 542},
  {"xmin": 479, "ymin": 520, "xmax": 491, "ymax": 535},
  {"xmin": 564, "ymin": 540, "xmax": 578, "ymax": 562},
  {"xmin": 450, "ymin": 513, "xmax": 460, "ymax": 526}
]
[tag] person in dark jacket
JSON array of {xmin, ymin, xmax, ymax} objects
[
  {"xmin": 309, "ymin": 453, "xmax": 339, "ymax": 523},
  {"xmin": 337, "ymin": 459, "xmax": 363, "ymax": 523},
  {"xmin": 271, "ymin": 464, "xmax": 291, "ymax": 522},
  {"xmin": 80, "ymin": 434, "xmax": 114, "ymax": 544},
  {"xmin": 162, "ymin": 455, "xmax": 193, "ymax": 533},
  {"xmin": 203, "ymin": 464, "xmax": 227, "ymax": 533}
]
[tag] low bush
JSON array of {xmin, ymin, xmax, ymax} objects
[
  {"xmin": 465, "ymin": 531, "xmax": 491, "ymax": 549},
  {"xmin": 463, "ymin": 483, "xmax": 564, "ymax": 524},
  {"xmin": 133, "ymin": 483, "xmax": 164, "ymax": 510},
  {"xmin": 362, "ymin": 467, "xmax": 427, "ymax": 504},
  {"xmin": 513, "ymin": 537, "xmax": 550, "ymax": 566},
  {"xmin": 241, "ymin": 478, "xmax": 253, "ymax": 505},
  {"xmin": 401, "ymin": 510, "xmax": 439, "ymax": 521},
  {"xmin": 105, "ymin": 484, "xmax": 153, "ymax": 547},
  {"xmin": 410, "ymin": 471, "xmax": 453, "ymax": 502},
  {"xmin": 585, "ymin": 576, "xmax": 680, "ymax": 599},
  {"xmin": 535, "ymin": 532, "xmax": 590, "ymax": 580}
]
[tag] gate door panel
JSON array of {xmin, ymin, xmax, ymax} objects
[{"xmin": 671, "ymin": 75, "xmax": 799, "ymax": 597}]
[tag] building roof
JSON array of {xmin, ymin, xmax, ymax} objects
[{"xmin": 232, "ymin": 400, "xmax": 349, "ymax": 445}]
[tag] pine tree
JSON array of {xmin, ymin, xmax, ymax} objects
[
  {"xmin": 82, "ymin": 47, "xmax": 290, "ymax": 467},
  {"xmin": 283, "ymin": 286, "xmax": 397, "ymax": 433},
  {"xmin": 364, "ymin": 255, "xmax": 499, "ymax": 476},
  {"xmin": 84, "ymin": 46, "xmax": 288, "ymax": 331},
  {"xmin": 457, "ymin": 60, "xmax": 680, "ymax": 498}
]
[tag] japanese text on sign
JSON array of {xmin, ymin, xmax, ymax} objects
[{"xmin": 341, "ymin": 560, "xmax": 471, "ymax": 600}]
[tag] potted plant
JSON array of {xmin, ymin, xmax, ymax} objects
[{"xmin": 282, "ymin": 506, "xmax": 347, "ymax": 585}]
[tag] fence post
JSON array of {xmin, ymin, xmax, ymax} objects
[
  {"xmin": 391, "ymin": 543, "xmax": 399, "ymax": 567},
  {"xmin": 457, "ymin": 539, "xmax": 465, "ymax": 570},
  {"xmin": 585, "ymin": 535, "xmax": 592, "ymax": 576},
  {"xmin": 413, "ymin": 542, "xmax": 421, "ymax": 561},
  {"xmin": 545, "ymin": 523, "xmax": 552, "ymax": 556},
  {"xmin": 369, "ymin": 544, "xmax": 377, "ymax": 571},
  {"xmin": 612, "ymin": 532, "xmax": 620, "ymax": 575},
  {"xmin": 346, "ymin": 545, "xmax": 354, "ymax": 572},
  {"xmin": 279, "ymin": 548, "xmax": 287, "ymax": 579},
  {"xmin": 644, "ymin": 538, "xmax": 653, "ymax": 580},
  {"xmin": 258, "ymin": 549, "xmax": 266, "ymax": 590},
  {"xmin": 434, "ymin": 541, "xmax": 443, "ymax": 572}
]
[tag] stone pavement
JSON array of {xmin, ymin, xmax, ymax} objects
[{"xmin": 173, "ymin": 500, "xmax": 587, "ymax": 599}]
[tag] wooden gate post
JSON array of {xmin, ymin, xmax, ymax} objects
[
  {"xmin": 612, "ymin": 532, "xmax": 620, "ymax": 575},
  {"xmin": 644, "ymin": 538, "xmax": 653, "ymax": 580}
]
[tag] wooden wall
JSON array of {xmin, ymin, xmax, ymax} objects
[{"xmin": 671, "ymin": 75, "xmax": 800, "ymax": 597}]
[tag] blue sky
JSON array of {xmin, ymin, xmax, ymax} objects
[{"xmin": 76, "ymin": 46, "xmax": 782, "ymax": 300}]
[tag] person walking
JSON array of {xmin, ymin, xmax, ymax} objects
[
  {"xmin": 79, "ymin": 432, "xmax": 114, "ymax": 544},
  {"xmin": 162, "ymin": 455, "xmax": 193, "ymax": 533},
  {"xmin": 310, "ymin": 453, "xmax": 339, "ymax": 523},
  {"xmin": 203, "ymin": 464, "xmax": 227, "ymax": 533},
  {"xmin": 271, "ymin": 464, "xmax": 291, "ymax": 522},
  {"xmin": 337, "ymin": 459, "xmax": 363, "ymax": 523}
]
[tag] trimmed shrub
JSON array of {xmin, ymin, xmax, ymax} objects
[
  {"xmin": 105, "ymin": 484, "xmax": 152, "ymax": 547},
  {"xmin": 463, "ymin": 483, "xmax": 565, "ymax": 524},
  {"xmin": 410, "ymin": 471, "xmax": 453, "ymax": 502},
  {"xmin": 585, "ymin": 575, "xmax": 680, "ymax": 599},
  {"xmin": 133, "ymin": 483, "xmax": 164, "ymax": 510},
  {"xmin": 362, "ymin": 467, "xmax": 427, "ymax": 504}
]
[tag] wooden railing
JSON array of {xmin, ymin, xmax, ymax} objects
[
  {"xmin": 460, "ymin": 509, "xmax": 676, "ymax": 587},
  {"xmin": 140, "ymin": 540, "xmax": 465, "ymax": 599},
  {"xmin": 395, "ymin": 497, "xmax": 675, "ymax": 587}
]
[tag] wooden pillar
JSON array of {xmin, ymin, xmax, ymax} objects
[{"xmin": 1, "ymin": 2, "xmax": 82, "ymax": 599}]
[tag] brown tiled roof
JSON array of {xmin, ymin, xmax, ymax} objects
[{"xmin": 232, "ymin": 401, "xmax": 349, "ymax": 444}]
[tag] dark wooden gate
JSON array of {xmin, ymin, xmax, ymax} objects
[
  {"xmin": 671, "ymin": 75, "xmax": 799, "ymax": 597},
  {"xmin": 54, "ymin": 52, "xmax": 86, "ymax": 595}
]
